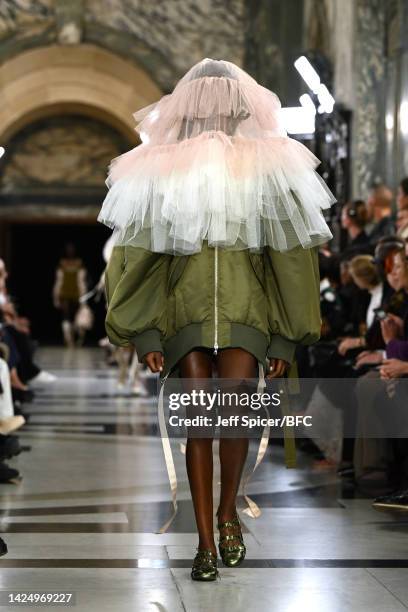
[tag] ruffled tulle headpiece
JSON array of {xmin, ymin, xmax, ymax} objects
[{"xmin": 98, "ymin": 58, "xmax": 335, "ymax": 253}]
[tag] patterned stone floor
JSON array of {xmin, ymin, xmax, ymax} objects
[{"xmin": 0, "ymin": 348, "xmax": 407, "ymax": 611}]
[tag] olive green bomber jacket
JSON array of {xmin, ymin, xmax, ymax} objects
[{"xmin": 104, "ymin": 242, "xmax": 321, "ymax": 376}]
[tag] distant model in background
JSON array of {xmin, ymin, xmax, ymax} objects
[{"xmin": 53, "ymin": 243, "xmax": 87, "ymax": 347}]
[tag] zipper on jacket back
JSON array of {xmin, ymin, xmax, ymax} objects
[{"xmin": 213, "ymin": 245, "xmax": 219, "ymax": 355}]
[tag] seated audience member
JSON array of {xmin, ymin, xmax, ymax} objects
[
  {"xmin": 353, "ymin": 247, "xmax": 408, "ymax": 486},
  {"xmin": 397, "ymin": 209, "xmax": 408, "ymax": 240},
  {"xmin": 297, "ymin": 254, "xmax": 345, "ymax": 378},
  {"xmin": 373, "ymin": 267, "xmax": 408, "ymax": 512},
  {"xmin": 337, "ymin": 255, "xmax": 393, "ymax": 357},
  {"xmin": 341, "ymin": 200, "xmax": 370, "ymax": 258},
  {"xmin": 338, "ymin": 259, "xmax": 370, "ymax": 337},
  {"xmin": 365, "ymin": 184, "xmax": 395, "ymax": 247},
  {"xmin": 397, "ymin": 177, "xmax": 408, "ymax": 212},
  {"xmin": 302, "ymin": 256, "xmax": 385, "ymax": 471},
  {"xmin": 379, "ymin": 248, "xmax": 408, "ymax": 369},
  {"xmin": 320, "ymin": 270, "xmax": 346, "ymax": 341},
  {"xmin": 0, "ymin": 324, "xmax": 23, "ymax": 486},
  {"xmin": 0, "ymin": 259, "xmax": 8, "ymax": 308},
  {"xmin": 355, "ymin": 240, "xmax": 408, "ymax": 369},
  {"xmin": 0, "ymin": 261, "xmax": 55, "ymax": 388},
  {"xmin": 0, "ymin": 348, "xmax": 25, "ymax": 442},
  {"xmin": 0, "ymin": 308, "xmax": 31, "ymax": 395},
  {"xmin": 306, "ymin": 251, "xmax": 400, "ymax": 474},
  {"xmin": 395, "ymin": 177, "xmax": 408, "ymax": 239}
]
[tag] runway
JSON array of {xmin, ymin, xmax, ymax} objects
[{"xmin": 0, "ymin": 348, "xmax": 407, "ymax": 611}]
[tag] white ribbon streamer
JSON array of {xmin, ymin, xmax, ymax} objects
[
  {"xmin": 156, "ymin": 374, "xmax": 179, "ymax": 534},
  {"xmin": 241, "ymin": 363, "xmax": 269, "ymax": 518}
]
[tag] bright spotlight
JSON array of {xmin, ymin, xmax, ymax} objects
[
  {"xmin": 316, "ymin": 84, "xmax": 335, "ymax": 114},
  {"xmin": 295, "ymin": 56, "xmax": 335, "ymax": 114},
  {"xmin": 281, "ymin": 107, "xmax": 315, "ymax": 135},
  {"xmin": 0, "ymin": 147, "xmax": 5, "ymax": 159},
  {"xmin": 299, "ymin": 94, "xmax": 316, "ymax": 115},
  {"xmin": 294, "ymin": 56, "xmax": 321, "ymax": 93}
]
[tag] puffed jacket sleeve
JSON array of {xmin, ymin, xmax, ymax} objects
[
  {"xmin": 264, "ymin": 245, "xmax": 321, "ymax": 364},
  {"xmin": 104, "ymin": 245, "xmax": 170, "ymax": 360}
]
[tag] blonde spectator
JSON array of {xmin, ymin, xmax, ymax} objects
[{"xmin": 338, "ymin": 255, "xmax": 382, "ymax": 355}]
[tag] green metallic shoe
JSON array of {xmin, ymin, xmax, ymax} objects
[
  {"xmin": 217, "ymin": 510, "xmax": 246, "ymax": 568},
  {"xmin": 191, "ymin": 548, "xmax": 219, "ymax": 581}
]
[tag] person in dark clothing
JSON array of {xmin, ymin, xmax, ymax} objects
[
  {"xmin": 338, "ymin": 259, "xmax": 370, "ymax": 337},
  {"xmin": 309, "ymin": 255, "xmax": 396, "ymax": 473},
  {"xmin": 0, "ymin": 538, "xmax": 6, "ymax": 556},
  {"xmin": 355, "ymin": 236, "xmax": 406, "ymax": 370},
  {"xmin": 338, "ymin": 255, "xmax": 392, "ymax": 357},
  {"xmin": 4, "ymin": 324, "xmax": 40, "ymax": 383},
  {"xmin": 396, "ymin": 178, "xmax": 408, "ymax": 240},
  {"xmin": 341, "ymin": 200, "xmax": 370, "ymax": 258},
  {"xmin": 365, "ymin": 184, "xmax": 395, "ymax": 247},
  {"xmin": 352, "ymin": 249, "xmax": 408, "ymax": 504},
  {"xmin": 397, "ymin": 177, "xmax": 408, "ymax": 213}
]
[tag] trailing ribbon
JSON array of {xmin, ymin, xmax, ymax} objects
[
  {"xmin": 156, "ymin": 375, "xmax": 179, "ymax": 534},
  {"xmin": 241, "ymin": 363, "xmax": 269, "ymax": 518},
  {"xmin": 284, "ymin": 361, "xmax": 298, "ymax": 468}
]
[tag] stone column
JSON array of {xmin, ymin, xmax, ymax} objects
[
  {"xmin": 389, "ymin": 0, "xmax": 408, "ymax": 186},
  {"xmin": 352, "ymin": 0, "xmax": 387, "ymax": 198}
]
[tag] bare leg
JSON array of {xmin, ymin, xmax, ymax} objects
[
  {"xmin": 216, "ymin": 348, "xmax": 257, "ymax": 525},
  {"xmin": 60, "ymin": 301, "xmax": 75, "ymax": 348},
  {"xmin": 179, "ymin": 350, "xmax": 215, "ymax": 554}
]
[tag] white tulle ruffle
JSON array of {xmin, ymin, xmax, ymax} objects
[{"xmin": 98, "ymin": 130, "xmax": 335, "ymax": 254}]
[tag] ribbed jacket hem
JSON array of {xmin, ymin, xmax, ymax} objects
[{"xmin": 162, "ymin": 322, "xmax": 269, "ymax": 377}]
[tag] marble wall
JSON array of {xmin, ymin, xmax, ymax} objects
[
  {"xmin": 304, "ymin": 0, "xmax": 402, "ymax": 199},
  {"xmin": 0, "ymin": 0, "xmax": 307, "ymax": 98},
  {"xmin": 0, "ymin": 1, "xmax": 55, "ymax": 51},
  {"xmin": 86, "ymin": 0, "xmax": 245, "ymax": 90},
  {"xmin": 384, "ymin": 0, "xmax": 408, "ymax": 189},
  {"xmin": 352, "ymin": 0, "xmax": 408, "ymax": 197},
  {"xmin": 0, "ymin": 0, "xmax": 245, "ymax": 92},
  {"xmin": 352, "ymin": 0, "xmax": 387, "ymax": 198}
]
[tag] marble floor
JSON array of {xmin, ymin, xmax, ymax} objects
[{"xmin": 1, "ymin": 347, "xmax": 408, "ymax": 611}]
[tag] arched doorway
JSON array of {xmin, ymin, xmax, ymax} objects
[
  {"xmin": 0, "ymin": 44, "xmax": 161, "ymax": 142},
  {"xmin": 1, "ymin": 113, "xmax": 131, "ymax": 342},
  {"xmin": 0, "ymin": 45, "xmax": 162, "ymax": 342}
]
